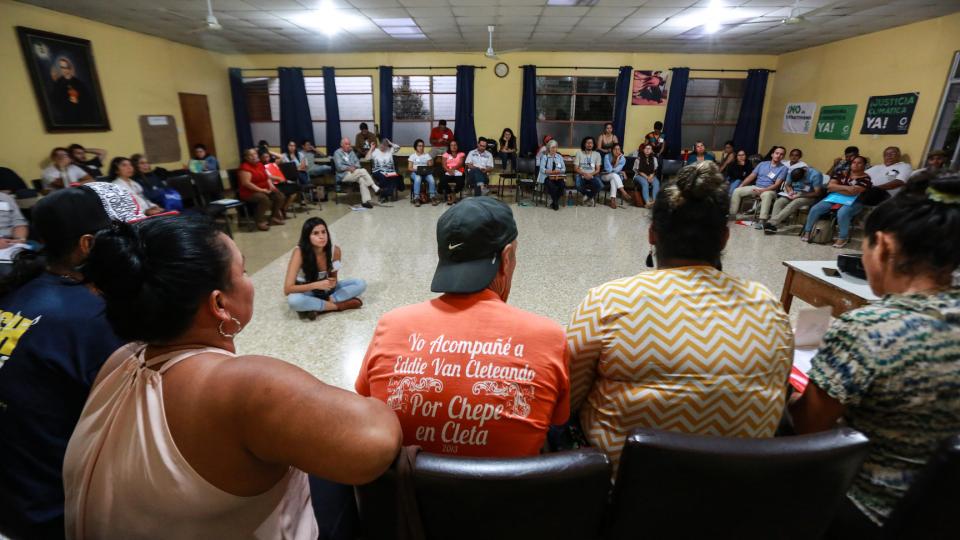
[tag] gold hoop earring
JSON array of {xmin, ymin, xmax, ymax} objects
[{"xmin": 218, "ymin": 317, "xmax": 243, "ymax": 339}]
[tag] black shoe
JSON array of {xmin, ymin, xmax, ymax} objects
[
  {"xmin": 551, "ymin": 202, "xmax": 559, "ymax": 211},
  {"xmin": 763, "ymin": 222, "xmax": 778, "ymax": 235},
  {"xmin": 362, "ymin": 201, "xmax": 373, "ymax": 209}
]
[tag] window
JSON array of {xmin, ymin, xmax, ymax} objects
[
  {"xmin": 927, "ymin": 51, "xmax": 960, "ymax": 165},
  {"xmin": 242, "ymin": 75, "xmax": 374, "ymax": 148},
  {"xmin": 680, "ymin": 78, "xmax": 745, "ymax": 151},
  {"xmin": 391, "ymin": 75, "xmax": 456, "ymax": 146},
  {"xmin": 536, "ymin": 76, "xmax": 616, "ymax": 148}
]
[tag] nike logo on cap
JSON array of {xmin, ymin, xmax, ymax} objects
[{"xmin": 448, "ymin": 242, "xmax": 464, "ymax": 250}]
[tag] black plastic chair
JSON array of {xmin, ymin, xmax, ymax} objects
[
  {"xmin": 515, "ymin": 156, "xmax": 537, "ymax": 204},
  {"xmin": 356, "ymin": 448, "xmax": 612, "ymax": 540},
  {"xmin": 661, "ymin": 158, "xmax": 683, "ymax": 181},
  {"xmin": 881, "ymin": 434, "xmax": 960, "ymax": 539},
  {"xmin": 192, "ymin": 170, "xmax": 243, "ymax": 237},
  {"xmin": 164, "ymin": 174, "xmax": 201, "ymax": 211},
  {"xmin": 607, "ymin": 427, "xmax": 870, "ymax": 540}
]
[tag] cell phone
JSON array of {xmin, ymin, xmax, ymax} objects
[{"xmin": 822, "ymin": 267, "xmax": 841, "ymax": 277}]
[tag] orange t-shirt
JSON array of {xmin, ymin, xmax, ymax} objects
[{"xmin": 356, "ymin": 289, "xmax": 570, "ymax": 457}]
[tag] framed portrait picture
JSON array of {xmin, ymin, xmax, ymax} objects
[
  {"xmin": 632, "ymin": 70, "xmax": 669, "ymax": 106},
  {"xmin": 16, "ymin": 26, "xmax": 110, "ymax": 132}
]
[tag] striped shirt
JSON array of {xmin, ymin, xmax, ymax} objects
[
  {"xmin": 808, "ymin": 290, "xmax": 960, "ymax": 526},
  {"xmin": 566, "ymin": 266, "xmax": 794, "ymax": 470}
]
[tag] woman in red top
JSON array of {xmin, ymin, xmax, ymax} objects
[{"xmin": 238, "ymin": 148, "xmax": 286, "ymax": 231}]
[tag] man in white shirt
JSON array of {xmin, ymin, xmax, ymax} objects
[
  {"xmin": 41, "ymin": 147, "xmax": 93, "ymax": 191},
  {"xmin": 465, "ymin": 138, "xmax": 494, "ymax": 197},
  {"xmin": 866, "ymin": 146, "xmax": 912, "ymax": 198},
  {"xmin": 574, "ymin": 137, "xmax": 602, "ymax": 205}
]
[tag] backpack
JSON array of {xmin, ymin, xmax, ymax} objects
[
  {"xmin": 808, "ymin": 216, "xmax": 835, "ymax": 244},
  {"xmin": 162, "ymin": 188, "xmax": 184, "ymax": 211}
]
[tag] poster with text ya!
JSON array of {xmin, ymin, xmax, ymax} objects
[
  {"xmin": 815, "ymin": 105, "xmax": 858, "ymax": 140},
  {"xmin": 860, "ymin": 92, "xmax": 919, "ymax": 135},
  {"xmin": 782, "ymin": 102, "xmax": 816, "ymax": 134}
]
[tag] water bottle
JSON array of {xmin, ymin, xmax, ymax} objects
[{"xmin": 566, "ymin": 189, "xmax": 574, "ymax": 207}]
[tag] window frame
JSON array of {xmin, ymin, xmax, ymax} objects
[
  {"xmin": 925, "ymin": 50, "xmax": 960, "ymax": 166},
  {"xmin": 391, "ymin": 75, "xmax": 457, "ymax": 146},
  {"xmin": 680, "ymin": 77, "xmax": 746, "ymax": 151},
  {"xmin": 241, "ymin": 74, "xmax": 375, "ymax": 146},
  {"xmin": 536, "ymin": 75, "xmax": 617, "ymax": 147}
]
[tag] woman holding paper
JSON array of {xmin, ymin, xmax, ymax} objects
[
  {"xmin": 800, "ymin": 155, "xmax": 872, "ymax": 248},
  {"xmin": 790, "ymin": 172, "xmax": 960, "ymax": 535}
]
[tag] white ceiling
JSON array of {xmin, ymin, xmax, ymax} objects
[{"xmin": 18, "ymin": 0, "xmax": 960, "ymax": 55}]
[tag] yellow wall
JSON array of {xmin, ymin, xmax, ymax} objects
[
  {"xmin": 761, "ymin": 12, "xmax": 960, "ymax": 171},
  {"xmin": 227, "ymin": 51, "xmax": 777, "ymax": 154},
  {"xmin": 6, "ymin": 0, "xmax": 960, "ymax": 179},
  {"xmin": 0, "ymin": 0, "xmax": 236, "ymax": 178}
]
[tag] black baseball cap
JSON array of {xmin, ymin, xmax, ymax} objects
[{"xmin": 431, "ymin": 197, "xmax": 518, "ymax": 294}]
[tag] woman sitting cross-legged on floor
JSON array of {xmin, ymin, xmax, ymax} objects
[{"xmin": 285, "ymin": 217, "xmax": 367, "ymax": 320}]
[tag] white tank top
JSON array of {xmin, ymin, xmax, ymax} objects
[{"xmin": 63, "ymin": 345, "xmax": 318, "ymax": 539}]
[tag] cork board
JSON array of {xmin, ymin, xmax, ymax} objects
[{"xmin": 138, "ymin": 115, "xmax": 181, "ymax": 163}]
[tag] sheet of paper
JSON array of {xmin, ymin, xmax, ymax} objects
[
  {"xmin": 793, "ymin": 348, "xmax": 816, "ymax": 374},
  {"xmin": 794, "ymin": 306, "xmax": 833, "ymax": 349}
]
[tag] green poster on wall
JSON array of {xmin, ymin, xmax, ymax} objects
[{"xmin": 814, "ymin": 105, "xmax": 857, "ymax": 140}]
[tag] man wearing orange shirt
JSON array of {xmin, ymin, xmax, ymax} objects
[
  {"xmin": 429, "ymin": 119, "xmax": 454, "ymax": 158},
  {"xmin": 356, "ymin": 197, "xmax": 570, "ymax": 457}
]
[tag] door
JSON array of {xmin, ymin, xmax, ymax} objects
[{"xmin": 179, "ymin": 93, "xmax": 216, "ymax": 158}]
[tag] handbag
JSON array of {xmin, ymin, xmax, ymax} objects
[{"xmin": 809, "ymin": 217, "xmax": 835, "ymax": 244}]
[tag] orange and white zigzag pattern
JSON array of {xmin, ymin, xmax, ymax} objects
[{"xmin": 566, "ymin": 266, "xmax": 794, "ymax": 469}]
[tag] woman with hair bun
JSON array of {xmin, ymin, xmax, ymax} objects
[
  {"xmin": 62, "ymin": 215, "xmax": 400, "ymax": 539},
  {"xmin": 791, "ymin": 173, "xmax": 960, "ymax": 536},
  {"xmin": 566, "ymin": 161, "xmax": 794, "ymax": 471}
]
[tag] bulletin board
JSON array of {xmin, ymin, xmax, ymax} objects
[{"xmin": 138, "ymin": 115, "xmax": 181, "ymax": 163}]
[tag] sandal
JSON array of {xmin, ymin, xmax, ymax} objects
[
  {"xmin": 832, "ymin": 239, "xmax": 849, "ymax": 249},
  {"xmin": 800, "ymin": 234, "xmax": 810, "ymax": 243}
]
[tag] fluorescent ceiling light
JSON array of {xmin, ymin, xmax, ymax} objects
[
  {"xmin": 392, "ymin": 33, "xmax": 427, "ymax": 39},
  {"xmin": 546, "ymin": 0, "xmax": 597, "ymax": 5},
  {"xmin": 672, "ymin": 3, "xmax": 760, "ymax": 33},
  {"xmin": 385, "ymin": 26, "xmax": 421, "ymax": 34},
  {"xmin": 294, "ymin": 3, "xmax": 366, "ymax": 35},
  {"xmin": 373, "ymin": 17, "xmax": 417, "ymax": 26}
]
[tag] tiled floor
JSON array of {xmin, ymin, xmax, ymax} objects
[{"xmin": 233, "ymin": 193, "xmax": 851, "ymax": 391}]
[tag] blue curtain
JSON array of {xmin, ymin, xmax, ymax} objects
[
  {"xmin": 228, "ymin": 68, "xmax": 253, "ymax": 157},
  {"xmin": 278, "ymin": 67, "xmax": 313, "ymax": 146},
  {"xmin": 454, "ymin": 65, "xmax": 478, "ymax": 154},
  {"xmin": 732, "ymin": 69, "xmax": 770, "ymax": 156},
  {"xmin": 379, "ymin": 66, "xmax": 393, "ymax": 142},
  {"xmin": 662, "ymin": 67, "xmax": 690, "ymax": 160},
  {"xmin": 519, "ymin": 65, "xmax": 538, "ymax": 157},
  {"xmin": 323, "ymin": 67, "xmax": 342, "ymax": 156},
  {"xmin": 612, "ymin": 66, "xmax": 632, "ymax": 144}
]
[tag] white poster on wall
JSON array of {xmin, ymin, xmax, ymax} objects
[{"xmin": 783, "ymin": 102, "xmax": 817, "ymax": 134}]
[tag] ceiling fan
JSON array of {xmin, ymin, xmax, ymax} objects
[
  {"xmin": 186, "ymin": 0, "xmax": 223, "ymax": 34},
  {"xmin": 455, "ymin": 26, "xmax": 524, "ymax": 59},
  {"xmin": 733, "ymin": 0, "xmax": 839, "ymax": 28}
]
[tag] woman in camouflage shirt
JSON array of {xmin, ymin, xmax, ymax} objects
[{"xmin": 791, "ymin": 172, "xmax": 960, "ymax": 535}]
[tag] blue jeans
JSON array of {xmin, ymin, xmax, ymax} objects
[
  {"xmin": 728, "ymin": 178, "xmax": 742, "ymax": 194},
  {"xmin": 466, "ymin": 168, "xmax": 489, "ymax": 195},
  {"xmin": 498, "ymin": 151, "xmax": 517, "ymax": 172},
  {"xmin": 411, "ymin": 172, "xmax": 436, "ymax": 197},
  {"xmin": 287, "ymin": 278, "xmax": 367, "ymax": 311},
  {"xmin": 802, "ymin": 200, "xmax": 864, "ymax": 240},
  {"xmin": 635, "ymin": 175, "xmax": 660, "ymax": 203},
  {"xmin": 575, "ymin": 174, "xmax": 602, "ymax": 198}
]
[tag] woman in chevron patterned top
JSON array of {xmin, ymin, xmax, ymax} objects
[
  {"xmin": 566, "ymin": 160, "xmax": 794, "ymax": 472},
  {"xmin": 791, "ymin": 172, "xmax": 960, "ymax": 536}
]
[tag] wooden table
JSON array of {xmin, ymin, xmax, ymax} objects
[{"xmin": 781, "ymin": 260, "xmax": 878, "ymax": 317}]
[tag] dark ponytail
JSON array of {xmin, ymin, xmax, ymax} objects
[
  {"xmin": 652, "ymin": 161, "xmax": 729, "ymax": 265},
  {"xmin": 83, "ymin": 215, "xmax": 233, "ymax": 344},
  {"xmin": 865, "ymin": 173, "xmax": 960, "ymax": 278}
]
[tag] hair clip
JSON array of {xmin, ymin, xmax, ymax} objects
[{"xmin": 927, "ymin": 187, "xmax": 960, "ymax": 205}]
